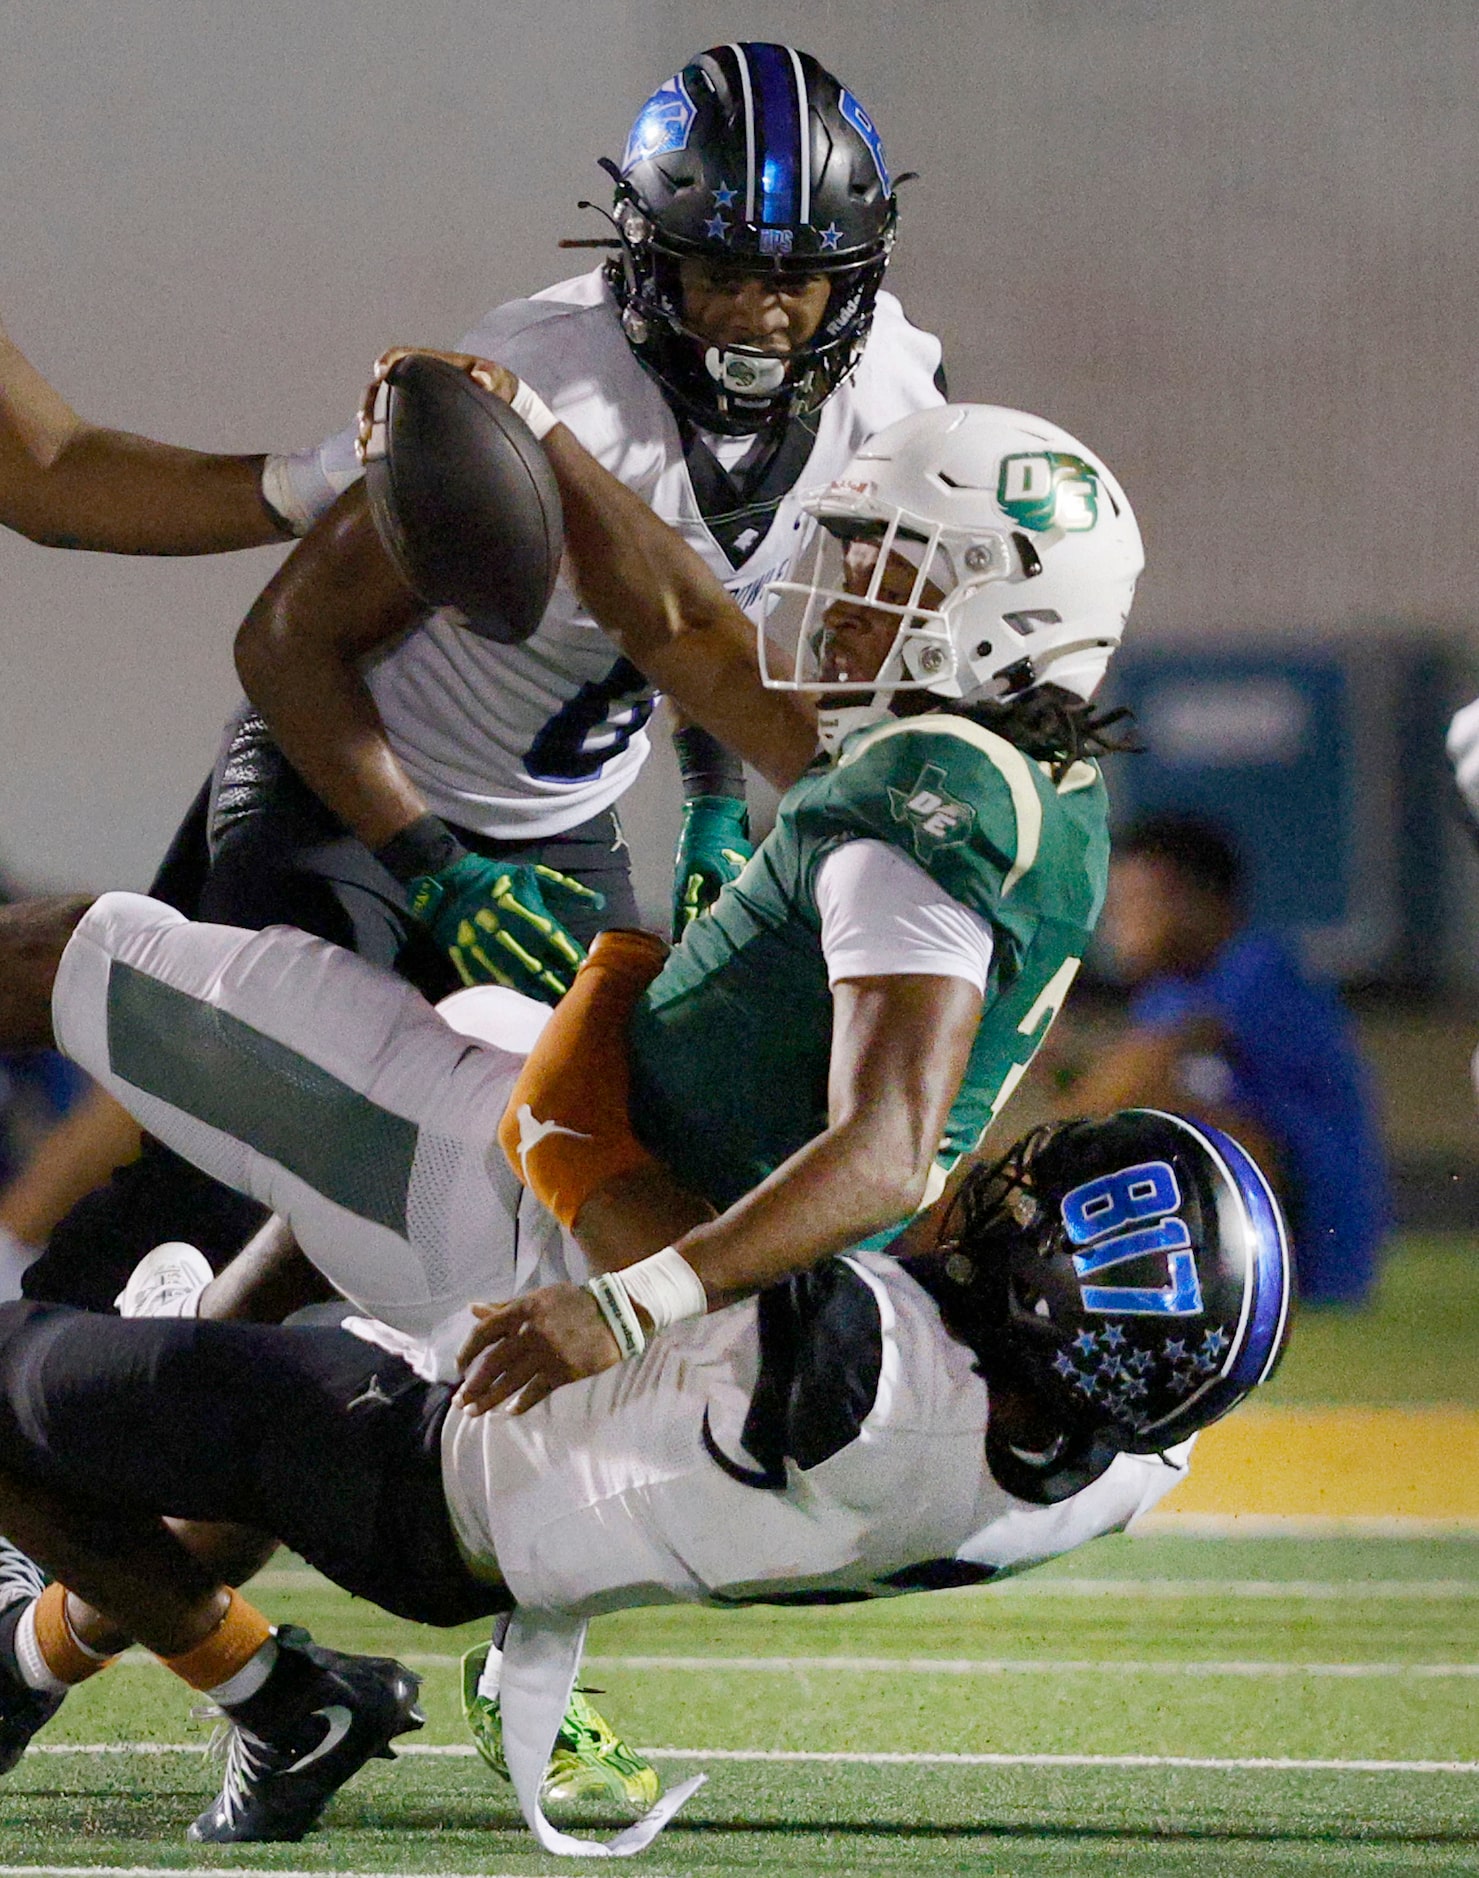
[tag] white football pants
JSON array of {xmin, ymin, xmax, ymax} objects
[{"xmin": 51, "ymin": 892, "xmax": 579, "ymax": 1376}]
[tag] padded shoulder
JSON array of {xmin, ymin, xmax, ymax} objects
[
  {"xmin": 795, "ymin": 717, "xmax": 1049, "ymax": 922},
  {"xmin": 455, "ymin": 268, "xmax": 672, "ymax": 476},
  {"xmin": 845, "ymin": 291, "xmax": 946, "ymax": 434}
]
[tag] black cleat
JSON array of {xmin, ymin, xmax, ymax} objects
[
  {"xmin": 0, "ymin": 1542, "xmax": 64, "ymax": 1776},
  {"xmin": 188, "ymin": 1623, "xmax": 423, "ymax": 1843}
]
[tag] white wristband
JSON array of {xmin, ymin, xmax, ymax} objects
[
  {"xmin": 508, "ymin": 376, "xmax": 559, "ymax": 441},
  {"xmin": 260, "ymin": 454, "xmax": 317, "ymax": 537},
  {"xmin": 586, "ymin": 1271, "xmax": 646, "ymax": 1361},
  {"xmin": 616, "ymin": 1246, "xmax": 708, "ymax": 1334}
]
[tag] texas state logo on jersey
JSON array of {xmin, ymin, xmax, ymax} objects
[{"xmin": 626, "ymin": 710, "xmax": 1109, "ymax": 1211}]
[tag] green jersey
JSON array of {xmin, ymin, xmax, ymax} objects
[{"xmin": 627, "ymin": 713, "xmax": 1110, "ymax": 1210}]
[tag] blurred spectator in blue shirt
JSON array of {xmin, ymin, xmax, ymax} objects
[
  {"xmin": 1060, "ymin": 814, "xmax": 1389, "ymax": 1306},
  {"xmin": 0, "ymin": 874, "xmax": 90, "ymax": 1292}
]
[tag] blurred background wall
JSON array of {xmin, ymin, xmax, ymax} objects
[{"xmin": 2, "ymin": 0, "xmax": 1478, "ymax": 979}]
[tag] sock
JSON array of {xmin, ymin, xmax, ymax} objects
[
  {"xmin": 477, "ymin": 1642, "xmax": 503, "ymax": 1703},
  {"xmin": 17, "ymin": 1585, "xmax": 115, "ymax": 1693},
  {"xmin": 478, "ymin": 1612, "xmax": 512, "ymax": 1702},
  {"xmin": 156, "ymin": 1589, "xmax": 273, "ymax": 1693},
  {"xmin": 207, "ymin": 1636, "xmax": 279, "ymax": 1708}
]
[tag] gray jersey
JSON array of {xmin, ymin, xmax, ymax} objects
[
  {"xmin": 441, "ymin": 1251, "xmax": 1189, "ymax": 1616},
  {"xmin": 277, "ymin": 270, "xmax": 944, "ymax": 838}
]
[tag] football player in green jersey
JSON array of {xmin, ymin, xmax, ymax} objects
[{"xmin": 427, "ymin": 380, "xmax": 1145, "ymax": 1417}]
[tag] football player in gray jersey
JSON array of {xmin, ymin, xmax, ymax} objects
[
  {"xmin": 9, "ymin": 45, "xmax": 942, "ymax": 1300},
  {"xmin": 1, "ymin": 43, "xmax": 943, "ymax": 1810}
]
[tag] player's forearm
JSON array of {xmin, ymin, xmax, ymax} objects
[
  {"xmin": 671, "ymin": 974, "xmax": 983, "ymax": 1307},
  {"xmin": 234, "ymin": 487, "xmax": 428, "ymax": 851},
  {"xmin": 3, "ymin": 432, "xmax": 286, "ymax": 555},
  {"xmin": 541, "ymin": 424, "xmax": 817, "ymax": 790},
  {"xmin": 669, "ymin": 1108, "xmax": 936, "ymax": 1309},
  {"xmin": 0, "ymin": 327, "xmax": 285, "ymax": 553}
]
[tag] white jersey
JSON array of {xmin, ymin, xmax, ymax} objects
[
  {"xmin": 51, "ymin": 892, "xmax": 1187, "ymax": 1622},
  {"xmin": 441, "ymin": 1251, "xmax": 1190, "ymax": 1616},
  {"xmin": 280, "ymin": 269, "xmax": 944, "ymax": 839}
]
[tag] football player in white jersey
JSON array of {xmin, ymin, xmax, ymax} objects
[{"xmin": 0, "ymin": 884, "xmax": 1289, "ymax": 1851}]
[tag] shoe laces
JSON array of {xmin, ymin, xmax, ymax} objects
[{"xmin": 195, "ymin": 1704, "xmax": 277, "ymax": 1830}]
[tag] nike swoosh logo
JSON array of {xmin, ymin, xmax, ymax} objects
[{"xmin": 283, "ymin": 1703, "xmax": 353, "ymax": 1775}]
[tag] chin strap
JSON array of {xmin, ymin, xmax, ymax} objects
[
  {"xmin": 814, "ymin": 701, "xmax": 894, "ymax": 755},
  {"xmin": 498, "ymin": 1609, "xmax": 705, "ymax": 1856}
]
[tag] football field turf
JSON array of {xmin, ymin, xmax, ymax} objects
[{"xmin": 1, "ymin": 1236, "xmax": 1475, "ymax": 1876}]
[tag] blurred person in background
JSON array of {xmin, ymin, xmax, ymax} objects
[
  {"xmin": 1052, "ymin": 813, "xmax": 1388, "ymax": 1307},
  {"xmin": 0, "ymin": 872, "xmax": 98, "ymax": 1298}
]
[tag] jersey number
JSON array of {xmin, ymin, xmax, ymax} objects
[
  {"xmin": 1060, "ymin": 1160, "xmax": 1203, "ymax": 1316},
  {"xmin": 525, "ymin": 657, "xmax": 655, "ymax": 783}
]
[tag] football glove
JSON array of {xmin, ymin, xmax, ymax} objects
[
  {"xmin": 672, "ymin": 795, "xmax": 752, "ymax": 940},
  {"xmin": 408, "ymin": 853, "xmax": 601, "ymax": 1003}
]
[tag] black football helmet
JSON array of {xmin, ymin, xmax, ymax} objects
[
  {"xmin": 605, "ymin": 43, "xmax": 899, "ymax": 433},
  {"xmin": 921, "ymin": 1110, "xmax": 1292, "ymax": 1504}
]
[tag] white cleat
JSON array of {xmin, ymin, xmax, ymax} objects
[{"xmin": 115, "ymin": 1241, "xmax": 212, "ymax": 1318}]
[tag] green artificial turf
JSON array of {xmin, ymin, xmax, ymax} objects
[
  {"xmin": 3, "ymin": 1535, "xmax": 1474, "ymax": 1877},
  {"xmin": 1261, "ymin": 1234, "xmax": 1479, "ymax": 1407},
  {"xmin": 0, "ymin": 1238, "xmax": 1474, "ymax": 1875}
]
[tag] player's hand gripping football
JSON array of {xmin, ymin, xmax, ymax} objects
[
  {"xmin": 672, "ymin": 796, "xmax": 752, "ymax": 940},
  {"xmin": 408, "ymin": 853, "xmax": 600, "ymax": 1003},
  {"xmin": 357, "ymin": 347, "xmax": 521, "ymax": 464},
  {"xmin": 456, "ymin": 1284, "xmax": 624, "ymax": 1416}
]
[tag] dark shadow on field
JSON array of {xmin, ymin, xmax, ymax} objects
[
  {"xmin": 341, "ymin": 1801, "xmax": 1479, "ymax": 1850},
  {"xmin": 9, "ymin": 1793, "xmax": 1476, "ymax": 1856},
  {"xmin": 672, "ymin": 1819, "xmax": 1479, "ymax": 1848}
]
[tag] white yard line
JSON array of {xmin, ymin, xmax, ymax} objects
[
  {"xmin": 582, "ymin": 1655, "xmax": 1479, "ymax": 1678},
  {"xmin": 109, "ymin": 1648, "xmax": 1479, "ymax": 1677},
  {"xmin": 0, "ymin": 1868, "xmax": 578, "ymax": 1878},
  {"xmin": 250, "ymin": 1568, "xmax": 1479, "ymax": 1599},
  {"xmin": 18, "ymin": 1745, "xmax": 1479, "ymax": 1775}
]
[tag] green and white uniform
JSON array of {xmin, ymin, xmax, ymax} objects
[{"xmin": 627, "ymin": 712, "xmax": 1110, "ymax": 1210}]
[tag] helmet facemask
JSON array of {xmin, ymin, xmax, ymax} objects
[
  {"xmin": 760, "ymin": 496, "xmax": 1022, "ymax": 749},
  {"xmin": 757, "ymin": 405, "xmax": 1146, "ymax": 748}
]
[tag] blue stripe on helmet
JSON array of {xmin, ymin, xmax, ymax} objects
[
  {"xmin": 1197, "ymin": 1120, "xmax": 1292, "ymax": 1389},
  {"xmin": 746, "ymin": 42, "xmax": 802, "ymax": 228},
  {"xmin": 839, "ymin": 87, "xmax": 890, "ymax": 191}
]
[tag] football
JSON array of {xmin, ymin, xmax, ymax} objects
[{"xmin": 363, "ymin": 352, "xmax": 563, "ymax": 644}]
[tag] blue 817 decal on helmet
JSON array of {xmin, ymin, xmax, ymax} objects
[{"xmin": 1059, "ymin": 1161, "xmax": 1204, "ymax": 1316}]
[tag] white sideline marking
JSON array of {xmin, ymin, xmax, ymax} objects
[
  {"xmin": 112, "ymin": 1649, "xmax": 1479, "ymax": 1678},
  {"xmin": 0, "ymin": 1868, "xmax": 578, "ymax": 1878},
  {"xmin": 19, "ymin": 1745, "xmax": 1479, "ymax": 1776}
]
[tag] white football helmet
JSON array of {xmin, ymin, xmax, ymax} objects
[{"xmin": 761, "ymin": 405, "xmax": 1143, "ymax": 742}]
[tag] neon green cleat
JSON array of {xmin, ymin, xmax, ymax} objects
[{"xmin": 460, "ymin": 1641, "xmax": 660, "ymax": 1815}]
